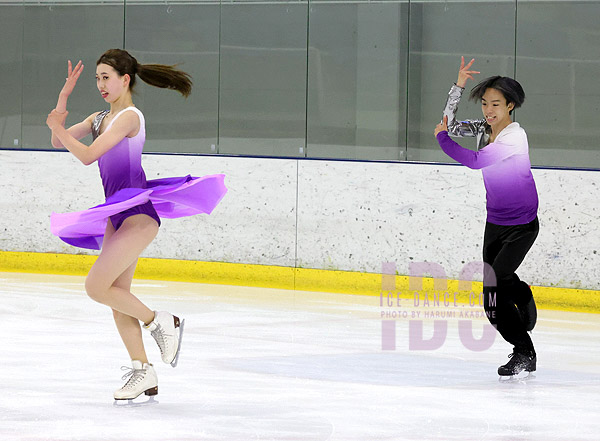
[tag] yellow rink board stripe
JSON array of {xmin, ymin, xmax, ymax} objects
[{"xmin": 1, "ymin": 251, "xmax": 598, "ymax": 314}]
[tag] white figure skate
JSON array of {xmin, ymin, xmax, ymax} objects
[
  {"xmin": 113, "ymin": 360, "xmax": 159, "ymax": 406},
  {"xmin": 144, "ymin": 311, "xmax": 185, "ymax": 367}
]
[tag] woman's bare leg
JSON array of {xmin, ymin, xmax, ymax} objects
[
  {"xmin": 111, "ymin": 260, "xmax": 150, "ymax": 364},
  {"xmin": 85, "ymin": 214, "xmax": 158, "ymax": 323},
  {"xmin": 86, "ymin": 214, "xmax": 159, "ymax": 362}
]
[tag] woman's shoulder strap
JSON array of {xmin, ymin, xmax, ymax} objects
[
  {"xmin": 91, "ymin": 110, "xmax": 110, "ymax": 139},
  {"xmin": 110, "ymin": 106, "xmax": 145, "ymax": 131}
]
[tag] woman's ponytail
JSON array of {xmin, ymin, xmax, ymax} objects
[
  {"xmin": 97, "ymin": 49, "xmax": 193, "ymax": 97},
  {"xmin": 136, "ymin": 63, "xmax": 192, "ymax": 97}
]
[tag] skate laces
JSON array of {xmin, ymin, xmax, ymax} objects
[
  {"xmin": 502, "ymin": 352, "xmax": 520, "ymax": 368},
  {"xmin": 150, "ymin": 324, "xmax": 172, "ymax": 357},
  {"xmin": 506, "ymin": 351, "xmax": 531, "ymax": 365},
  {"xmin": 120, "ymin": 366, "xmax": 145, "ymax": 389}
]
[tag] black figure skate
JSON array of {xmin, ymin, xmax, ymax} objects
[{"xmin": 498, "ymin": 349, "xmax": 536, "ymax": 383}]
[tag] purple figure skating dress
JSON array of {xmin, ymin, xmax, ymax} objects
[{"xmin": 50, "ymin": 107, "xmax": 227, "ymax": 249}]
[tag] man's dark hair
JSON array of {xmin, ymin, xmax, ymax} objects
[{"xmin": 469, "ymin": 76, "xmax": 525, "ymax": 114}]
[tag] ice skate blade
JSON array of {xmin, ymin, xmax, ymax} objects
[
  {"xmin": 499, "ymin": 372, "xmax": 536, "ymax": 384},
  {"xmin": 113, "ymin": 395, "xmax": 158, "ymax": 408},
  {"xmin": 170, "ymin": 318, "xmax": 185, "ymax": 368}
]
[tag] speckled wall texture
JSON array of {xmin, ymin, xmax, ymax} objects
[{"xmin": 1, "ymin": 150, "xmax": 598, "ymax": 290}]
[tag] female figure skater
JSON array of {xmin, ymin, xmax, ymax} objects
[
  {"xmin": 433, "ymin": 57, "xmax": 539, "ymax": 378},
  {"xmin": 46, "ymin": 49, "xmax": 227, "ymax": 401}
]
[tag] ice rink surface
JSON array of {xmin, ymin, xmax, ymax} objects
[{"xmin": 1, "ymin": 271, "xmax": 599, "ymax": 441}]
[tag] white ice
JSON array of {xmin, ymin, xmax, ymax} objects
[{"xmin": 1, "ymin": 272, "xmax": 599, "ymax": 441}]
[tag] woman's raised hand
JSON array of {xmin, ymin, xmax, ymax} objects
[
  {"xmin": 55, "ymin": 60, "xmax": 84, "ymax": 114},
  {"xmin": 456, "ymin": 56, "xmax": 479, "ymax": 88},
  {"xmin": 60, "ymin": 60, "xmax": 84, "ymax": 98}
]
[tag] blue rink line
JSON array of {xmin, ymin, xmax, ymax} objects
[{"xmin": 4, "ymin": 146, "xmax": 600, "ymax": 172}]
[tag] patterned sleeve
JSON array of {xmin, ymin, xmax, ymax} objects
[{"xmin": 442, "ymin": 84, "xmax": 485, "ymax": 138}]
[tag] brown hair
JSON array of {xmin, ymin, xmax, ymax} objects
[{"xmin": 96, "ymin": 49, "xmax": 192, "ymax": 97}]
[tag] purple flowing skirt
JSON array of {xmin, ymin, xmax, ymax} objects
[{"xmin": 50, "ymin": 174, "xmax": 227, "ymax": 250}]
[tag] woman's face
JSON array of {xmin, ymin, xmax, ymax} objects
[
  {"xmin": 96, "ymin": 63, "xmax": 129, "ymax": 103},
  {"xmin": 481, "ymin": 88, "xmax": 514, "ymax": 129}
]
